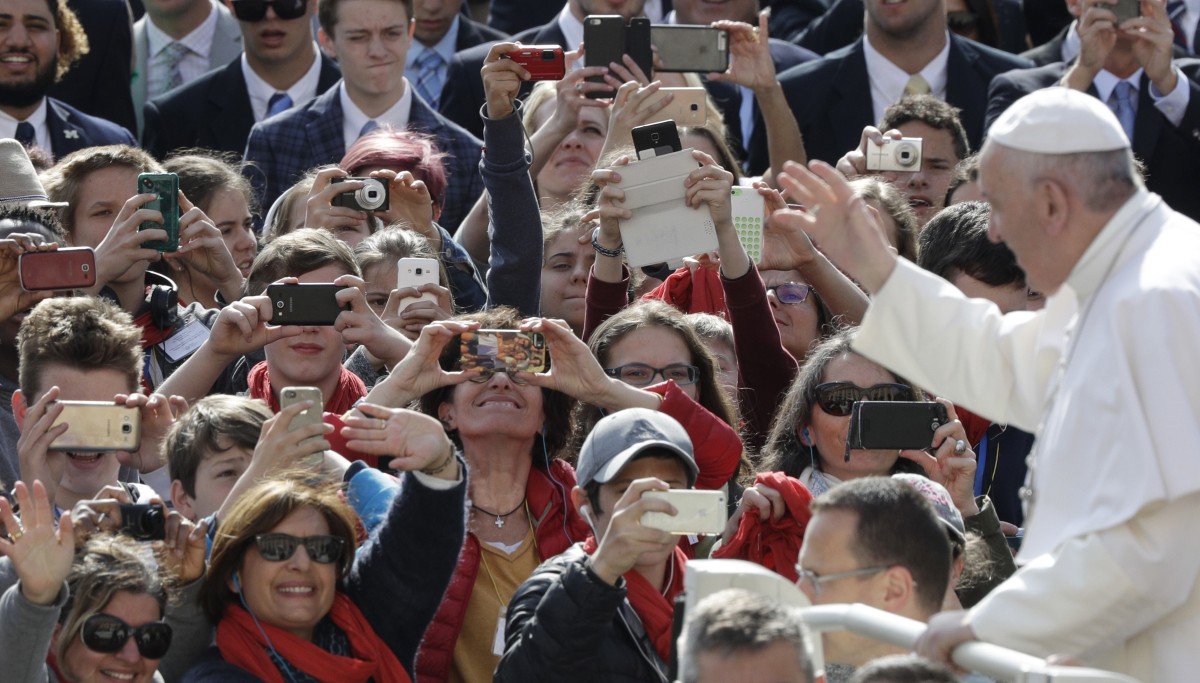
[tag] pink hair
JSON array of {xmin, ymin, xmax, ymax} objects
[{"xmin": 340, "ymin": 128, "xmax": 449, "ymax": 210}]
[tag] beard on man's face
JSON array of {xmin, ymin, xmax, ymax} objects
[{"xmin": 0, "ymin": 52, "xmax": 57, "ymax": 109}]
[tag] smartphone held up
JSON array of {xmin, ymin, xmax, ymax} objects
[{"xmin": 459, "ymin": 330, "xmax": 548, "ymax": 375}]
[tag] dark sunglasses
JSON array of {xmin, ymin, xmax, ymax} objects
[
  {"xmin": 82, "ymin": 614, "xmax": 173, "ymax": 659},
  {"xmin": 230, "ymin": 0, "xmax": 307, "ymax": 22},
  {"xmin": 767, "ymin": 282, "xmax": 815, "ymax": 305},
  {"xmin": 813, "ymin": 382, "xmax": 914, "ymax": 417},
  {"xmin": 254, "ymin": 533, "xmax": 346, "ymax": 564}
]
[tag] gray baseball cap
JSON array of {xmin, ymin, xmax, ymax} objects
[{"xmin": 577, "ymin": 408, "xmax": 698, "ymax": 487}]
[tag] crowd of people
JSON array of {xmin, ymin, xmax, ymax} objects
[{"xmin": 0, "ymin": 0, "xmax": 1198, "ymax": 681}]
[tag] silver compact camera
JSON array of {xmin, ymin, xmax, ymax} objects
[
  {"xmin": 866, "ymin": 137, "xmax": 923, "ymax": 172},
  {"xmin": 331, "ymin": 177, "xmax": 390, "ymax": 211}
]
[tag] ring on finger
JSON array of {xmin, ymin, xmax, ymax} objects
[
  {"xmin": 575, "ymin": 82, "xmax": 583, "ymax": 94},
  {"xmin": 954, "ymin": 439, "xmax": 966, "ymax": 455},
  {"xmin": 9, "ymin": 526, "xmax": 24, "ymax": 542}
]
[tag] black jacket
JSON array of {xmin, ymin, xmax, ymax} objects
[{"xmin": 495, "ymin": 544, "xmax": 669, "ymax": 683}]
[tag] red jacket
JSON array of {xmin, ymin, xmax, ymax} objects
[{"xmin": 414, "ymin": 384, "xmax": 744, "ymax": 682}]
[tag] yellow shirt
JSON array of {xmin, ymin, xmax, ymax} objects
[{"xmin": 449, "ymin": 527, "xmax": 540, "ymax": 683}]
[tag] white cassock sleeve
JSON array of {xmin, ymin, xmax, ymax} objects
[
  {"xmin": 852, "ymin": 259, "xmax": 1071, "ymax": 432},
  {"xmin": 966, "ymin": 491, "xmax": 1200, "ymax": 662}
]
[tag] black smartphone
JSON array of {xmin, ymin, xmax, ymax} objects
[
  {"xmin": 626, "ymin": 17, "xmax": 654, "ymax": 79},
  {"xmin": 137, "ymin": 173, "xmax": 180, "ymax": 252},
  {"xmin": 847, "ymin": 401, "xmax": 949, "ymax": 451},
  {"xmin": 632, "ymin": 120, "xmax": 682, "ymax": 160},
  {"xmin": 267, "ymin": 283, "xmax": 349, "ymax": 325},
  {"xmin": 650, "ymin": 25, "xmax": 730, "ymax": 73},
  {"xmin": 584, "ymin": 15, "xmax": 627, "ymax": 99}
]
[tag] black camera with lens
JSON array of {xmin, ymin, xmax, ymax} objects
[
  {"xmin": 331, "ymin": 177, "xmax": 390, "ymax": 212},
  {"xmin": 118, "ymin": 503, "xmax": 166, "ymax": 541}
]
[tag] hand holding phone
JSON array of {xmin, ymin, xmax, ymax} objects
[
  {"xmin": 459, "ymin": 330, "xmax": 548, "ymax": 374},
  {"xmin": 395, "ymin": 257, "xmax": 440, "ymax": 310},
  {"xmin": 847, "ymin": 401, "xmax": 949, "ymax": 451},
  {"xmin": 641, "ymin": 489, "xmax": 727, "ymax": 535},
  {"xmin": 137, "ymin": 173, "xmax": 180, "ymax": 252},
  {"xmin": 49, "ymin": 401, "xmax": 141, "ymax": 452},
  {"xmin": 267, "ymin": 283, "xmax": 350, "ymax": 325},
  {"xmin": 631, "ymin": 121, "xmax": 682, "ymax": 160},
  {"xmin": 19, "ymin": 247, "xmax": 96, "ymax": 291}
]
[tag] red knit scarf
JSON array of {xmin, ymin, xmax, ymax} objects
[
  {"xmin": 247, "ymin": 360, "xmax": 367, "ymax": 414},
  {"xmin": 581, "ymin": 536, "xmax": 687, "ymax": 663},
  {"xmin": 712, "ymin": 471, "xmax": 813, "ymax": 582},
  {"xmin": 216, "ymin": 594, "xmax": 412, "ymax": 683}
]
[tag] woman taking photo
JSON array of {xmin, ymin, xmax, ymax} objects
[
  {"xmin": 186, "ymin": 413, "xmax": 466, "ymax": 683},
  {"xmin": 0, "ymin": 481, "xmax": 208, "ymax": 683},
  {"xmin": 347, "ymin": 304, "xmax": 741, "ymax": 683}
]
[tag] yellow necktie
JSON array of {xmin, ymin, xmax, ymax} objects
[{"xmin": 904, "ymin": 74, "xmax": 931, "ymax": 96}]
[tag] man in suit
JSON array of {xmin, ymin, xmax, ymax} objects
[
  {"xmin": 46, "ymin": 0, "xmax": 137, "ymax": 134},
  {"xmin": 439, "ymin": 0, "xmax": 648, "ymax": 138},
  {"xmin": 407, "ymin": 0, "xmax": 507, "ymax": 110},
  {"xmin": 1022, "ymin": 0, "xmax": 1189, "ymax": 66},
  {"xmin": 0, "ymin": 0, "xmax": 136, "ymax": 158},
  {"xmin": 988, "ymin": 0, "xmax": 1200, "ymax": 221},
  {"xmin": 778, "ymin": 0, "xmax": 1029, "ymax": 165},
  {"xmin": 142, "ymin": 0, "xmax": 340, "ymax": 160},
  {"xmin": 244, "ymin": 0, "xmax": 483, "ymax": 233},
  {"xmin": 132, "ymin": 0, "xmax": 243, "ymax": 135}
]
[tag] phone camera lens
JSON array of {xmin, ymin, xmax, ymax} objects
[
  {"xmin": 285, "ymin": 391, "xmax": 295, "ymax": 399},
  {"xmin": 276, "ymin": 300, "xmax": 285, "ymax": 309},
  {"xmin": 81, "ymin": 264, "xmax": 90, "ymax": 272},
  {"xmin": 415, "ymin": 268, "xmax": 424, "ymax": 275},
  {"xmin": 122, "ymin": 424, "xmax": 132, "ymax": 433},
  {"xmin": 690, "ymin": 104, "xmax": 699, "ymax": 111}
]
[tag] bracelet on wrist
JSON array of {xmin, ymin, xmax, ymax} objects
[
  {"xmin": 591, "ymin": 227, "xmax": 624, "ymax": 258},
  {"xmin": 420, "ymin": 444, "xmax": 457, "ymax": 476}
]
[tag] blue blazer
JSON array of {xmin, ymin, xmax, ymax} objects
[
  {"xmin": 778, "ymin": 34, "xmax": 1031, "ymax": 164},
  {"xmin": 45, "ymin": 97, "xmax": 137, "ymax": 159},
  {"xmin": 243, "ymin": 83, "xmax": 484, "ymax": 233}
]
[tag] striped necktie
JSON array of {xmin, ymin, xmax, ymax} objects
[
  {"xmin": 413, "ymin": 50, "xmax": 446, "ymax": 108},
  {"xmin": 159, "ymin": 41, "xmax": 189, "ymax": 95}
]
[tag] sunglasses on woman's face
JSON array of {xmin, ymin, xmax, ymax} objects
[
  {"xmin": 813, "ymin": 381, "xmax": 914, "ymax": 417},
  {"xmin": 230, "ymin": 0, "xmax": 307, "ymax": 22},
  {"xmin": 254, "ymin": 533, "xmax": 346, "ymax": 564},
  {"xmin": 767, "ymin": 282, "xmax": 814, "ymax": 305},
  {"xmin": 82, "ymin": 614, "xmax": 173, "ymax": 660}
]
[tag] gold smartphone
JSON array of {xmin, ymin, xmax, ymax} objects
[
  {"xmin": 280, "ymin": 386, "xmax": 324, "ymax": 465},
  {"xmin": 641, "ymin": 489, "xmax": 727, "ymax": 535},
  {"xmin": 49, "ymin": 401, "xmax": 141, "ymax": 452}
]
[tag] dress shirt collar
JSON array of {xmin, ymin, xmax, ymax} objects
[
  {"xmin": 242, "ymin": 45, "xmax": 323, "ymax": 121},
  {"xmin": 558, "ymin": 4, "xmax": 584, "ymax": 55},
  {"xmin": 1063, "ymin": 20, "xmax": 1082, "ymax": 63},
  {"xmin": 1066, "ymin": 189, "xmax": 1157, "ymax": 302},
  {"xmin": 862, "ymin": 32, "xmax": 951, "ymax": 123},
  {"xmin": 340, "ymin": 79, "xmax": 413, "ymax": 150},
  {"xmin": 1093, "ymin": 68, "xmax": 1143, "ymax": 103},
  {"xmin": 146, "ymin": 0, "xmax": 218, "ymax": 60},
  {"xmin": 407, "ymin": 14, "xmax": 460, "ymax": 70},
  {"xmin": 0, "ymin": 99, "xmax": 48, "ymax": 150}
]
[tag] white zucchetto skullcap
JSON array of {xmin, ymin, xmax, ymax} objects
[{"xmin": 989, "ymin": 86, "xmax": 1129, "ymax": 154}]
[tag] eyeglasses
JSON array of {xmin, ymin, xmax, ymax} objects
[
  {"xmin": 813, "ymin": 382, "xmax": 914, "ymax": 417},
  {"xmin": 794, "ymin": 565, "xmax": 889, "ymax": 594},
  {"xmin": 254, "ymin": 533, "xmax": 346, "ymax": 564},
  {"xmin": 230, "ymin": 0, "xmax": 307, "ymax": 22},
  {"xmin": 604, "ymin": 363, "xmax": 700, "ymax": 387},
  {"xmin": 767, "ymin": 282, "xmax": 814, "ymax": 305},
  {"xmin": 465, "ymin": 367, "xmax": 531, "ymax": 386},
  {"xmin": 82, "ymin": 614, "xmax": 173, "ymax": 659}
]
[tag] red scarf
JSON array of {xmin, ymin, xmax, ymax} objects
[
  {"xmin": 247, "ymin": 360, "xmax": 367, "ymax": 414},
  {"xmin": 712, "ymin": 472, "xmax": 813, "ymax": 582},
  {"xmin": 216, "ymin": 594, "xmax": 412, "ymax": 683},
  {"xmin": 581, "ymin": 536, "xmax": 687, "ymax": 663},
  {"xmin": 641, "ymin": 256, "xmax": 729, "ymax": 317}
]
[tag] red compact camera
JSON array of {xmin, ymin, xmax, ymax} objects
[{"xmin": 503, "ymin": 46, "xmax": 566, "ymax": 81}]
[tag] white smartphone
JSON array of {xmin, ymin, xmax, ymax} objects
[
  {"xmin": 730, "ymin": 187, "xmax": 766, "ymax": 264},
  {"xmin": 395, "ymin": 257, "xmax": 439, "ymax": 310},
  {"xmin": 641, "ymin": 489, "xmax": 727, "ymax": 535}
]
